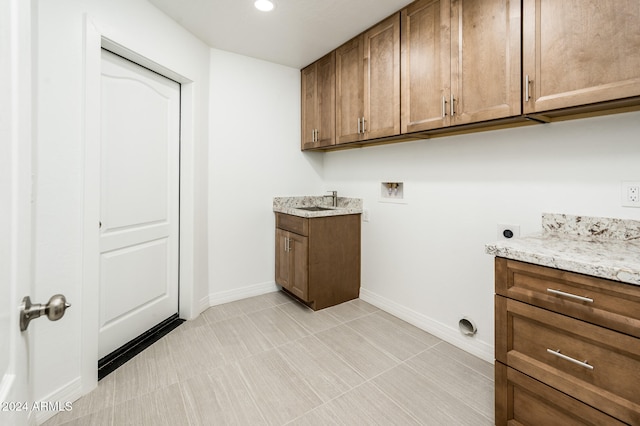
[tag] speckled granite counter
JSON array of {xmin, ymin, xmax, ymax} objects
[
  {"xmin": 273, "ymin": 196, "xmax": 363, "ymax": 218},
  {"xmin": 486, "ymin": 213, "xmax": 640, "ymax": 286}
]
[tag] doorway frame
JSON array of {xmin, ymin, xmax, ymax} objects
[{"xmin": 81, "ymin": 17, "xmax": 197, "ymax": 394}]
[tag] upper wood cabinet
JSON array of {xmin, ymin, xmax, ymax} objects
[
  {"xmin": 452, "ymin": 0, "xmax": 522, "ymax": 124},
  {"xmin": 364, "ymin": 15, "xmax": 401, "ymax": 140},
  {"xmin": 301, "ymin": 52, "xmax": 335, "ymax": 150},
  {"xmin": 401, "ymin": 0, "xmax": 450, "ymax": 132},
  {"xmin": 301, "ymin": 0, "xmax": 640, "ymax": 151},
  {"xmin": 523, "ymin": 0, "xmax": 640, "ymax": 114},
  {"xmin": 401, "ymin": 0, "xmax": 521, "ymax": 133},
  {"xmin": 336, "ymin": 14, "xmax": 400, "ymax": 144}
]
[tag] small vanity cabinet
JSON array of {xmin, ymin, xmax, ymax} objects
[
  {"xmin": 275, "ymin": 212, "xmax": 361, "ymax": 310},
  {"xmin": 494, "ymin": 257, "xmax": 640, "ymax": 425}
]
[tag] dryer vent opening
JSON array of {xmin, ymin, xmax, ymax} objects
[{"xmin": 459, "ymin": 317, "xmax": 477, "ymax": 336}]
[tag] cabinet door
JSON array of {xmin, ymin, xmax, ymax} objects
[
  {"xmin": 275, "ymin": 228, "xmax": 291, "ymax": 290},
  {"xmin": 287, "ymin": 232, "xmax": 308, "ymax": 301},
  {"xmin": 363, "ymin": 14, "xmax": 400, "ymax": 140},
  {"xmin": 315, "ymin": 52, "xmax": 335, "ymax": 148},
  {"xmin": 401, "ymin": 0, "xmax": 451, "ymax": 133},
  {"xmin": 301, "ymin": 52, "xmax": 335, "ymax": 150},
  {"xmin": 275, "ymin": 229, "xmax": 308, "ymax": 301},
  {"xmin": 301, "ymin": 64, "xmax": 318, "ymax": 150},
  {"xmin": 450, "ymin": 0, "xmax": 521, "ymax": 124},
  {"xmin": 523, "ymin": 0, "xmax": 640, "ymax": 114},
  {"xmin": 336, "ymin": 36, "xmax": 365, "ymax": 144}
]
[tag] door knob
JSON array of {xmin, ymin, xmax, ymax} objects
[{"xmin": 20, "ymin": 294, "xmax": 71, "ymax": 332}]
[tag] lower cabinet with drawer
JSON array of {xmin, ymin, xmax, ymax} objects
[
  {"xmin": 275, "ymin": 212, "xmax": 361, "ymax": 310},
  {"xmin": 494, "ymin": 257, "xmax": 640, "ymax": 425}
]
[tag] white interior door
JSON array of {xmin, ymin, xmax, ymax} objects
[
  {"xmin": 0, "ymin": 129, "xmax": 30, "ymax": 426},
  {"xmin": 1, "ymin": 0, "xmax": 31, "ymax": 423},
  {"xmin": 99, "ymin": 49, "xmax": 180, "ymax": 359}
]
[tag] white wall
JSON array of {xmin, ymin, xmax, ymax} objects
[
  {"xmin": 323, "ymin": 111, "xmax": 640, "ymax": 361},
  {"xmin": 208, "ymin": 49, "xmax": 325, "ymax": 304},
  {"xmin": 34, "ymin": 0, "xmax": 210, "ymax": 417}
]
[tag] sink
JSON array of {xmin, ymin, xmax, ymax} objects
[{"xmin": 296, "ymin": 206, "xmax": 334, "ymax": 211}]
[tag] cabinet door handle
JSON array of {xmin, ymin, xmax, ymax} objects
[
  {"xmin": 314, "ymin": 129, "xmax": 318, "ymax": 142},
  {"xmin": 547, "ymin": 349, "xmax": 594, "ymax": 370},
  {"xmin": 442, "ymin": 96, "xmax": 447, "ymax": 117},
  {"xmin": 357, "ymin": 117, "xmax": 361, "ymax": 134},
  {"xmin": 361, "ymin": 117, "xmax": 366, "ymax": 133},
  {"xmin": 284, "ymin": 237, "xmax": 289, "ymax": 252},
  {"xmin": 547, "ymin": 288, "xmax": 593, "ymax": 303},
  {"xmin": 525, "ymin": 74, "xmax": 531, "ymax": 102},
  {"xmin": 450, "ymin": 94, "xmax": 455, "ymax": 116}
]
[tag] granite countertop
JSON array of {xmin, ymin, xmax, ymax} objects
[
  {"xmin": 485, "ymin": 213, "xmax": 640, "ymax": 286},
  {"xmin": 273, "ymin": 196, "xmax": 363, "ymax": 218}
]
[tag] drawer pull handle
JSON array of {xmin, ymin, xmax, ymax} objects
[
  {"xmin": 547, "ymin": 349, "xmax": 594, "ymax": 370},
  {"xmin": 547, "ymin": 288, "xmax": 593, "ymax": 303}
]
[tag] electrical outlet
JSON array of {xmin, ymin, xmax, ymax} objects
[
  {"xmin": 497, "ymin": 224, "xmax": 520, "ymax": 240},
  {"xmin": 362, "ymin": 209, "xmax": 370, "ymax": 222},
  {"xmin": 621, "ymin": 181, "xmax": 640, "ymax": 207}
]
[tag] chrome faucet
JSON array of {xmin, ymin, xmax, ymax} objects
[{"xmin": 326, "ymin": 190, "xmax": 338, "ymax": 207}]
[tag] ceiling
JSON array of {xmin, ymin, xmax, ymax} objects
[{"xmin": 147, "ymin": 0, "xmax": 414, "ymax": 69}]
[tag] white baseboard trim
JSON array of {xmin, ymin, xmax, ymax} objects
[
  {"xmin": 360, "ymin": 288, "xmax": 494, "ymax": 364},
  {"xmin": 207, "ymin": 281, "xmax": 279, "ymax": 308},
  {"xmin": 34, "ymin": 376, "xmax": 83, "ymax": 425},
  {"xmin": 195, "ymin": 294, "xmax": 211, "ymax": 318}
]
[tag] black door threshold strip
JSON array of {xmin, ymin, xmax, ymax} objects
[{"xmin": 98, "ymin": 314, "xmax": 185, "ymax": 381}]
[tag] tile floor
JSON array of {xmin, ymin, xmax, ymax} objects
[{"xmin": 43, "ymin": 292, "xmax": 494, "ymax": 425}]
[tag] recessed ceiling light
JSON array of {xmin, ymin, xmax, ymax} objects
[{"xmin": 254, "ymin": 0, "xmax": 274, "ymax": 12}]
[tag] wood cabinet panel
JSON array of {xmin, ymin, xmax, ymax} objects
[
  {"xmin": 288, "ymin": 231, "xmax": 308, "ymax": 300},
  {"xmin": 495, "ymin": 258, "xmax": 640, "ymax": 339},
  {"xmin": 276, "ymin": 212, "xmax": 308, "ymax": 236},
  {"xmin": 495, "ymin": 362, "xmax": 626, "ymax": 426},
  {"xmin": 336, "ymin": 37, "xmax": 365, "ymax": 144},
  {"xmin": 301, "ymin": 65, "xmax": 317, "ymax": 148},
  {"xmin": 275, "ymin": 228, "xmax": 308, "ymax": 300},
  {"xmin": 275, "ymin": 228, "xmax": 291, "ymax": 289},
  {"xmin": 307, "ymin": 215, "xmax": 361, "ymax": 310},
  {"xmin": 523, "ymin": 0, "xmax": 640, "ymax": 114},
  {"xmin": 401, "ymin": 0, "xmax": 450, "ymax": 132},
  {"xmin": 301, "ymin": 52, "xmax": 335, "ymax": 150},
  {"xmin": 363, "ymin": 14, "xmax": 400, "ymax": 140},
  {"xmin": 451, "ymin": 0, "xmax": 521, "ymax": 124},
  {"xmin": 316, "ymin": 54, "xmax": 335, "ymax": 147},
  {"xmin": 496, "ymin": 295, "xmax": 640, "ymax": 424}
]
